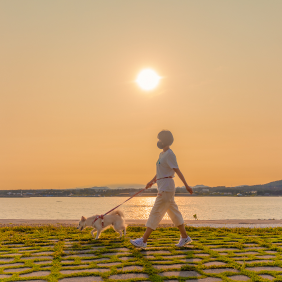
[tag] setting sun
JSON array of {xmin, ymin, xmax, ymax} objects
[{"xmin": 136, "ymin": 69, "xmax": 161, "ymax": 91}]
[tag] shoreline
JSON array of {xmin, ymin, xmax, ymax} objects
[{"xmin": 1, "ymin": 219, "xmax": 282, "ymax": 228}]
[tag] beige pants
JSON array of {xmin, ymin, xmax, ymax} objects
[{"xmin": 146, "ymin": 191, "xmax": 184, "ymax": 230}]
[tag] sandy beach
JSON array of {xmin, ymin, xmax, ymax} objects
[{"xmin": 1, "ymin": 218, "xmax": 282, "ymax": 228}]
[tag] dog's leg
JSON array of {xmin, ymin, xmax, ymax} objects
[
  {"xmin": 117, "ymin": 230, "xmax": 123, "ymax": 237},
  {"xmin": 95, "ymin": 228, "xmax": 101, "ymax": 240},
  {"xmin": 91, "ymin": 228, "xmax": 96, "ymax": 238}
]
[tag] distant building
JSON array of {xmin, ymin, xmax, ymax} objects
[{"xmin": 202, "ymin": 188, "xmax": 209, "ymax": 192}]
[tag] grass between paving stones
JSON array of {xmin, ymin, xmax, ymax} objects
[{"xmin": 0, "ymin": 226, "xmax": 282, "ymax": 281}]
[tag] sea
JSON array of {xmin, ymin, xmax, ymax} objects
[{"xmin": 0, "ymin": 197, "xmax": 282, "ymax": 220}]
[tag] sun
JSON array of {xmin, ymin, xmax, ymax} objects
[{"xmin": 136, "ymin": 69, "xmax": 161, "ymax": 91}]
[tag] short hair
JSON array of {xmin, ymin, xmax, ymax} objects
[{"xmin": 157, "ymin": 130, "xmax": 174, "ymax": 146}]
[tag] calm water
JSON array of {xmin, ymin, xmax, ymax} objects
[{"xmin": 0, "ymin": 197, "xmax": 282, "ymax": 220}]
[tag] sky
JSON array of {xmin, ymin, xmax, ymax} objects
[{"xmin": 1, "ymin": 1, "xmax": 281, "ymax": 190}]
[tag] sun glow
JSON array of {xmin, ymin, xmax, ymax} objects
[{"xmin": 136, "ymin": 69, "xmax": 161, "ymax": 91}]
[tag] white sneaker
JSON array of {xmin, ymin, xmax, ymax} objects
[
  {"xmin": 130, "ymin": 237, "xmax": 147, "ymax": 249},
  {"xmin": 175, "ymin": 236, "xmax": 192, "ymax": 247}
]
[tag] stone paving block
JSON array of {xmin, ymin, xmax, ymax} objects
[
  {"xmin": 153, "ymin": 264, "xmax": 183, "ymax": 269},
  {"xmin": 203, "ymin": 261, "xmax": 227, "ymax": 266},
  {"xmin": 59, "ymin": 277, "xmax": 103, "ymax": 282},
  {"xmin": 228, "ymin": 275, "xmax": 250, "ymax": 281},
  {"xmin": 119, "ymin": 256, "xmax": 134, "ymax": 261},
  {"xmin": 141, "ymin": 250, "xmax": 171, "ymax": 255},
  {"xmin": 64, "ymin": 254, "xmax": 96, "ymax": 258},
  {"xmin": 235, "ymin": 252, "xmax": 259, "ymax": 255},
  {"xmin": 19, "ymin": 249, "xmax": 37, "ymax": 252},
  {"xmin": 33, "ymin": 260, "xmax": 53, "ymax": 265},
  {"xmin": 97, "ymin": 262, "xmax": 122, "ymax": 267},
  {"xmin": 13, "ymin": 280, "xmax": 46, "ymax": 282},
  {"xmin": 257, "ymin": 255, "xmax": 275, "ymax": 259},
  {"xmin": 259, "ymin": 274, "xmax": 275, "ymax": 280},
  {"xmin": 119, "ymin": 265, "xmax": 143, "ymax": 271},
  {"xmin": 112, "ymin": 247, "xmax": 130, "ymax": 252},
  {"xmin": 0, "ymin": 253, "xmax": 18, "ymax": 257},
  {"xmin": 20, "ymin": 271, "xmax": 51, "ymax": 277},
  {"xmin": 81, "ymin": 258, "xmax": 110, "ymax": 263},
  {"xmin": 64, "ymin": 250, "xmax": 94, "ymax": 254},
  {"xmin": 0, "ymin": 274, "xmax": 12, "ymax": 279},
  {"xmin": 21, "ymin": 256, "xmax": 53, "ymax": 260},
  {"xmin": 4, "ymin": 267, "xmax": 32, "ymax": 273},
  {"xmin": 184, "ymin": 278, "xmax": 223, "ymax": 282},
  {"xmin": 1, "ymin": 262, "xmax": 24, "ymax": 267},
  {"xmin": 60, "ymin": 269, "xmax": 108, "ymax": 274},
  {"xmin": 218, "ymin": 252, "xmax": 228, "ymax": 256},
  {"xmin": 236, "ymin": 260, "xmax": 273, "ymax": 264},
  {"xmin": 244, "ymin": 246, "xmax": 265, "ymax": 249},
  {"xmin": 63, "ymin": 265, "xmax": 88, "ymax": 269},
  {"xmin": 109, "ymin": 273, "xmax": 149, "ymax": 280},
  {"xmin": 211, "ymin": 248, "xmax": 239, "ymax": 252},
  {"xmin": 159, "ymin": 271, "xmax": 200, "ymax": 277},
  {"xmin": 195, "ymin": 253, "xmax": 210, "ymax": 257},
  {"xmin": 203, "ymin": 268, "xmax": 239, "ymax": 274},
  {"xmin": 162, "ymin": 255, "xmax": 186, "ymax": 259},
  {"xmin": 232, "ymin": 257, "xmax": 250, "ymax": 260},
  {"xmin": 246, "ymin": 266, "xmax": 282, "ymax": 272},
  {"xmin": 181, "ymin": 258, "xmax": 202, "ymax": 263},
  {"xmin": 34, "ymin": 251, "xmax": 54, "ymax": 255},
  {"xmin": 265, "ymin": 251, "xmax": 277, "ymax": 254},
  {"xmin": 8, "ymin": 244, "xmax": 24, "ymax": 247},
  {"xmin": 102, "ymin": 252, "xmax": 130, "ymax": 256}
]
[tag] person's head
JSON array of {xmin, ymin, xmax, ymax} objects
[{"xmin": 157, "ymin": 130, "xmax": 174, "ymax": 149}]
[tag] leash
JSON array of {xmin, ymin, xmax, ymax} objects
[{"xmin": 92, "ymin": 176, "xmax": 173, "ymax": 227}]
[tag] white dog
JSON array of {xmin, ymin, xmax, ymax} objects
[{"xmin": 77, "ymin": 210, "xmax": 126, "ymax": 239}]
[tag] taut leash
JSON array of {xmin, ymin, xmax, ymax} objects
[{"xmin": 92, "ymin": 176, "xmax": 173, "ymax": 226}]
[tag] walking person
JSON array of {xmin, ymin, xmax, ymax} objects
[{"xmin": 130, "ymin": 130, "xmax": 193, "ymax": 248}]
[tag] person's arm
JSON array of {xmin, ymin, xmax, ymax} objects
[
  {"xmin": 173, "ymin": 168, "xmax": 193, "ymax": 194},
  {"xmin": 145, "ymin": 175, "xmax": 157, "ymax": 189}
]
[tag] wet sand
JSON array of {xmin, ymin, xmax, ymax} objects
[{"xmin": 1, "ymin": 219, "xmax": 282, "ymax": 228}]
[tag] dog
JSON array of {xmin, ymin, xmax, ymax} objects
[{"xmin": 77, "ymin": 210, "xmax": 126, "ymax": 239}]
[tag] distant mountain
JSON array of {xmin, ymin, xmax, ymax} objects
[
  {"xmin": 264, "ymin": 180, "xmax": 282, "ymax": 187},
  {"xmin": 192, "ymin": 185, "xmax": 210, "ymax": 188}
]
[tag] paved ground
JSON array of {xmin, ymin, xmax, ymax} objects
[{"xmin": 0, "ymin": 225, "xmax": 282, "ymax": 281}]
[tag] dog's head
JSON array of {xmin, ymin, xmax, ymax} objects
[{"xmin": 77, "ymin": 216, "xmax": 87, "ymax": 231}]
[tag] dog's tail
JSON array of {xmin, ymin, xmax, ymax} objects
[{"xmin": 109, "ymin": 209, "xmax": 124, "ymax": 218}]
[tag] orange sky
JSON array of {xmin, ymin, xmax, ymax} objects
[{"xmin": 1, "ymin": 1, "xmax": 281, "ymax": 190}]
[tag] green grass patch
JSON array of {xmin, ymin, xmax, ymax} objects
[{"xmin": 0, "ymin": 226, "xmax": 282, "ymax": 281}]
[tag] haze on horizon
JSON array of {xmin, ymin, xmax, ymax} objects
[{"xmin": 1, "ymin": 1, "xmax": 282, "ymax": 190}]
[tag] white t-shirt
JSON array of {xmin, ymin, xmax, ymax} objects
[{"xmin": 156, "ymin": 149, "xmax": 179, "ymax": 192}]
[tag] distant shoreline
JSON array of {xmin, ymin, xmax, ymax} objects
[{"xmin": 1, "ymin": 219, "xmax": 282, "ymax": 228}]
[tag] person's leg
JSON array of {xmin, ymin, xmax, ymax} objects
[
  {"xmin": 142, "ymin": 227, "xmax": 153, "ymax": 243},
  {"xmin": 144, "ymin": 192, "xmax": 170, "ymax": 239},
  {"xmin": 166, "ymin": 192, "xmax": 189, "ymax": 239},
  {"xmin": 177, "ymin": 223, "xmax": 188, "ymax": 239},
  {"xmin": 130, "ymin": 192, "xmax": 170, "ymax": 247}
]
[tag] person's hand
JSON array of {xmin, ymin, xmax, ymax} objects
[
  {"xmin": 186, "ymin": 185, "xmax": 193, "ymax": 194},
  {"xmin": 145, "ymin": 181, "xmax": 155, "ymax": 189}
]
